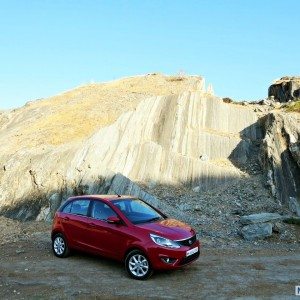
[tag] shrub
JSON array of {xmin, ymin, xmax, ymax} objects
[{"xmin": 286, "ymin": 99, "xmax": 300, "ymax": 113}]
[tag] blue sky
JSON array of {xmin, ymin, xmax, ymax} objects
[{"xmin": 0, "ymin": 0, "xmax": 299, "ymax": 109}]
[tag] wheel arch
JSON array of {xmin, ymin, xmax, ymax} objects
[
  {"xmin": 123, "ymin": 245, "xmax": 149, "ymax": 262},
  {"xmin": 51, "ymin": 230, "xmax": 63, "ymax": 241}
]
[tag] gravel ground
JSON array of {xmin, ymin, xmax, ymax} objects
[
  {"xmin": 0, "ymin": 217, "xmax": 300, "ymax": 299},
  {"xmin": 142, "ymin": 173, "xmax": 298, "ymax": 248}
]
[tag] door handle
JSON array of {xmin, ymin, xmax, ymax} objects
[
  {"xmin": 89, "ymin": 223, "xmax": 96, "ymax": 228},
  {"xmin": 63, "ymin": 217, "xmax": 70, "ymax": 221}
]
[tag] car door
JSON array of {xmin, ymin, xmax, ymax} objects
[
  {"xmin": 85, "ymin": 200, "xmax": 129, "ymax": 259},
  {"xmin": 60, "ymin": 199, "xmax": 91, "ymax": 249}
]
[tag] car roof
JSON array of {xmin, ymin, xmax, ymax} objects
[{"xmin": 67, "ymin": 195, "xmax": 136, "ymax": 202}]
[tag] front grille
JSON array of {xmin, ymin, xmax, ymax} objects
[
  {"xmin": 176, "ymin": 235, "xmax": 197, "ymax": 247},
  {"xmin": 179, "ymin": 251, "xmax": 200, "ymax": 266}
]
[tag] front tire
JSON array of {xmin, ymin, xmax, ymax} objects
[
  {"xmin": 52, "ymin": 233, "xmax": 70, "ymax": 258},
  {"xmin": 125, "ymin": 250, "xmax": 153, "ymax": 280}
]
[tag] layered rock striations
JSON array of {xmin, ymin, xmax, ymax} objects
[
  {"xmin": 68, "ymin": 92, "xmax": 261, "ymax": 190},
  {"xmin": 0, "ymin": 74, "xmax": 299, "ymax": 222},
  {"xmin": 0, "ymin": 82, "xmax": 262, "ymax": 220},
  {"xmin": 261, "ymin": 112, "xmax": 300, "ymax": 204}
]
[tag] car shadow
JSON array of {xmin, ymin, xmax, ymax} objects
[{"xmin": 58, "ymin": 249, "xmax": 199, "ymax": 280}]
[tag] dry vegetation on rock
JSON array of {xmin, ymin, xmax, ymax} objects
[
  {"xmin": 286, "ymin": 100, "xmax": 300, "ymax": 113},
  {"xmin": 7, "ymin": 74, "xmax": 205, "ymax": 147}
]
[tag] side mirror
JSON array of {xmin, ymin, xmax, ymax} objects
[{"xmin": 107, "ymin": 216, "xmax": 121, "ymax": 224}]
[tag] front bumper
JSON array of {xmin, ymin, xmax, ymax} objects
[{"xmin": 147, "ymin": 240, "xmax": 200, "ymax": 270}]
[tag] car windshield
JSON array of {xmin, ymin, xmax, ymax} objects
[{"xmin": 112, "ymin": 199, "xmax": 164, "ymax": 224}]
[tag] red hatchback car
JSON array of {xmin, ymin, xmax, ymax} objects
[{"xmin": 51, "ymin": 195, "xmax": 200, "ymax": 279}]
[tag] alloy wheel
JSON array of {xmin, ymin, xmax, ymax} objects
[
  {"xmin": 128, "ymin": 254, "xmax": 149, "ymax": 277},
  {"xmin": 53, "ymin": 236, "xmax": 65, "ymax": 255}
]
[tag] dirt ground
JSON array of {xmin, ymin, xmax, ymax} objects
[{"xmin": 0, "ymin": 219, "xmax": 299, "ymax": 299}]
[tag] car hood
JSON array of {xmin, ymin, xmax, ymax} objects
[{"xmin": 137, "ymin": 218, "xmax": 195, "ymax": 240}]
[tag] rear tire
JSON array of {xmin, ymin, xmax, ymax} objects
[
  {"xmin": 125, "ymin": 250, "xmax": 153, "ymax": 280},
  {"xmin": 52, "ymin": 233, "xmax": 70, "ymax": 258}
]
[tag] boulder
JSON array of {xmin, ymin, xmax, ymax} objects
[
  {"xmin": 241, "ymin": 223, "xmax": 273, "ymax": 240},
  {"xmin": 106, "ymin": 173, "xmax": 193, "ymax": 223},
  {"xmin": 268, "ymin": 77, "xmax": 300, "ymax": 103},
  {"xmin": 222, "ymin": 97, "xmax": 233, "ymax": 103},
  {"xmin": 240, "ymin": 212, "xmax": 283, "ymax": 225},
  {"xmin": 107, "ymin": 173, "xmax": 160, "ymax": 208}
]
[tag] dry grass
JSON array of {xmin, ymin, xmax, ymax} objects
[
  {"xmin": 286, "ymin": 100, "xmax": 300, "ymax": 113},
  {"xmin": 6, "ymin": 74, "xmax": 204, "ymax": 147},
  {"xmin": 209, "ymin": 158, "xmax": 239, "ymax": 168}
]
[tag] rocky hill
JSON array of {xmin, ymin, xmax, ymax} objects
[
  {"xmin": 0, "ymin": 74, "xmax": 204, "ymax": 149},
  {"xmin": 0, "ymin": 74, "xmax": 299, "ymax": 244},
  {"xmin": 268, "ymin": 76, "xmax": 300, "ymax": 103}
]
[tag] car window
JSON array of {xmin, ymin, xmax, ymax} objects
[
  {"xmin": 114, "ymin": 201, "xmax": 126, "ymax": 212},
  {"xmin": 62, "ymin": 202, "xmax": 72, "ymax": 213},
  {"xmin": 130, "ymin": 200, "xmax": 154, "ymax": 215},
  {"xmin": 69, "ymin": 200, "xmax": 90, "ymax": 216},
  {"xmin": 91, "ymin": 201, "xmax": 117, "ymax": 221}
]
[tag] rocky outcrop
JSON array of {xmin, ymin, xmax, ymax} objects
[
  {"xmin": 260, "ymin": 112, "xmax": 300, "ymax": 204},
  {"xmin": 68, "ymin": 92, "xmax": 262, "ymax": 191},
  {"xmin": 0, "ymin": 74, "xmax": 207, "ymax": 153},
  {"xmin": 0, "ymin": 74, "xmax": 298, "ymax": 223},
  {"xmin": 268, "ymin": 77, "xmax": 300, "ymax": 103},
  {"xmin": 0, "ymin": 89, "xmax": 264, "ymax": 220}
]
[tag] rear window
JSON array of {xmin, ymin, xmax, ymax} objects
[
  {"xmin": 62, "ymin": 200, "xmax": 90, "ymax": 216},
  {"xmin": 62, "ymin": 202, "xmax": 72, "ymax": 213}
]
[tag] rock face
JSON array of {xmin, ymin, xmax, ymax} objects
[
  {"xmin": 0, "ymin": 85, "xmax": 263, "ymax": 220},
  {"xmin": 268, "ymin": 77, "xmax": 300, "ymax": 102},
  {"xmin": 0, "ymin": 74, "xmax": 206, "ymax": 152},
  {"xmin": 0, "ymin": 74, "xmax": 299, "ymax": 222},
  {"xmin": 261, "ymin": 112, "xmax": 300, "ymax": 204},
  {"xmin": 289, "ymin": 197, "xmax": 300, "ymax": 217},
  {"xmin": 68, "ymin": 92, "xmax": 262, "ymax": 190}
]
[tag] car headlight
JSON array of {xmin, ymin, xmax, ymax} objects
[{"xmin": 150, "ymin": 234, "xmax": 180, "ymax": 249}]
